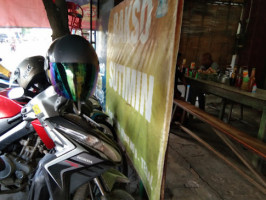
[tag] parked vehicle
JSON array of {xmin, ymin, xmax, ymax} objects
[
  {"xmin": 0, "ymin": 56, "xmax": 54, "ymax": 193},
  {"xmin": 0, "ymin": 75, "xmax": 18, "ymax": 89},
  {"xmin": 0, "ymin": 34, "xmax": 8, "ymax": 43},
  {"xmin": 26, "ymin": 85, "xmax": 133, "ymax": 199},
  {"xmin": 0, "ymin": 87, "xmax": 52, "ymax": 194},
  {"xmin": 0, "ymin": 35, "xmax": 133, "ymax": 199},
  {"xmin": 0, "ymin": 58, "xmax": 14, "ymax": 89}
]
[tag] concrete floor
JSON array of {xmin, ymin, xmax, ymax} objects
[{"xmin": 165, "ymin": 133, "xmax": 265, "ymax": 200}]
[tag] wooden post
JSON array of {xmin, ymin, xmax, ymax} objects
[
  {"xmin": 160, "ymin": 143, "xmax": 169, "ymax": 200},
  {"xmin": 42, "ymin": 0, "xmax": 70, "ymax": 40},
  {"xmin": 219, "ymin": 98, "xmax": 227, "ymax": 120},
  {"xmin": 258, "ymin": 106, "xmax": 266, "ymax": 142},
  {"xmin": 90, "ymin": 0, "xmax": 93, "ymax": 43}
]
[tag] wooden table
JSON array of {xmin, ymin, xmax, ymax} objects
[{"xmin": 185, "ymin": 76, "xmax": 266, "ymax": 141}]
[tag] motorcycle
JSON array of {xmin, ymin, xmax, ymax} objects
[
  {"xmin": 0, "ymin": 59, "xmax": 18, "ymax": 90},
  {"xmin": 0, "ymin": 74, "xmax": 19, "ymax": 89},
  {"xmin": 0, "ymin": 41, "xmax": 133, "ymax": 197},
  {"xmin": 18, "ymin": 85, "xmax": 133, "ymax": 199},
  {"xmin": 0, "ymin": 85, "xmax": 133, "ymax": 199},
  {"xmin": 0, "ymin": 87, "xmax": 53, "ymax": 194},
  {"xmin": 0, "ymin": 67, "xmax": 118, "ymax": 197}
]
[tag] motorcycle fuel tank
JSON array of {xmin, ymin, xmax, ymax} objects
[{"xmin": 0, "ymin": 89, "xmax": 22, "ymax": 119}]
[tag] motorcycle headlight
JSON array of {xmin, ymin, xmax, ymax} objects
[{"xmin": 56, "ymin": 125, "xmax": 121, "ymax": 163}]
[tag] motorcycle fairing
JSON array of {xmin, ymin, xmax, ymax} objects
[
  {"xmin": 28, "ymin": 86, "xmax": 66, "ymax": 120},
  {"xmin": 0, "ymin": 92, "xmax": 22, "ymax": 119},
  {"xmin": 31, "ymin": 119, "xmax": 55, "ymax": 149},
  {"xmin": 38, "ymin": 119, "xmax": 113, "ymax": 199},
  {"xmin": 33, "ymin": 149, "xmax": 111, "ymax": 200},
  {"xmin": 47, "ymin": 152, "xmax": 107, "ymax": 189},
  {"xmin": 0, "ymin": 113, "xmax": 22, "ymax": 135},
  {"xmin": 26, "ymin": 86, "xmax": 121, "ymax": 199},
  {"xmin": 49, "ymin": 115, "xmax": 121, "ymax": 163}
]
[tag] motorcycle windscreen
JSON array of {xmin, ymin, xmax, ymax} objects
[{"xmin": 49, "ymin": 63, "xmax": 98, "ymax": 102}]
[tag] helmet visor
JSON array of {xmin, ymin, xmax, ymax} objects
[{"xmin": 49, "ymin": 63, "xmax": 98, "ymax": 101}]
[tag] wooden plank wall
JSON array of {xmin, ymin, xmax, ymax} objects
[
  {"xmin": 237, "ymin": 0, "xmax": 266, "ymax": 89},
  {"xmin": 179, "ymin": 0, "xmax": 242, "ymax": 68}
]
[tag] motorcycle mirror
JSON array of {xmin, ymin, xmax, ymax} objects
[
  {"xmin": 8, "ymin": 87, "xmax": 24, "ymax": 99},
  {"xmin": 9, "ymin": 68, "xmax": 19, "ymax": 88}
]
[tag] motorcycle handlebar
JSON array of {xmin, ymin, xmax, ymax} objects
[{"xmin": 7, "ymin": 113, "xmax": 22, "ymax": 124}]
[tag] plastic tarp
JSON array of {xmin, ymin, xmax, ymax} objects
[{"xmin": 0, "ymin": 0, "xmax": 50, "ymax": 28}]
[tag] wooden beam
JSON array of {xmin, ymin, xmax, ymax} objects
[
  {"xmin": 212, "ymin": 128, "xmax": 266, "ymax": 188},
  {"xmin": 174, "ymin": 99, "xmax": 266, "ymax": 159},
  {"xmin": 42, "ymin": 0, "xmax": 70, "ymax": 40},
  {"xmin": 177, "ymin": 124, "xmax": 266, "ymax": 194}
]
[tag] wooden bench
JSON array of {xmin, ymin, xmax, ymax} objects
[
  {"xmin": 173, "ymin": 99, "xmax": 266, "ymax": 159},
  {"xmin": 172, "ymin": 99, "xmax": 266, "ymax": 194},
  {"xmin": 184, "ymin": 76, "xmax": 266, "ymax": 142}
]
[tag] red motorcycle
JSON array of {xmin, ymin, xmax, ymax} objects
[
  {"xmin": 0, "ymin": 87, "xmax": 54, "ymax": 149},
  {"xmin": 0, "ymin": 56, "xmax": 54, "ymax": 194}
]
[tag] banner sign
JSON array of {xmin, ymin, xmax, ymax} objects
[
  {"xmin": 81, "ymin": 3, "xmax": 97, "ymax": 30},
  {"xmin": 106, "ymin": 0, "xmax": 183, "ymax": 199}
]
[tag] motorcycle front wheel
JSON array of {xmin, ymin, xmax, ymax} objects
[
  {"xmin": 73, "ymin": 182, "xmax": 135, "ymax": 200},
  {"xmin": 103, "ymin": 189, "xmax": 135, "ymax": 200}
]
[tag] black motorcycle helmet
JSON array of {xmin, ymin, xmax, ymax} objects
[
  {"xmin": 13, "ymin": 56, "xmax": 48, "ymax": 90},
  {"xmin": 45, "ymin": 35, "xmax": 99, "ymax": 102}
]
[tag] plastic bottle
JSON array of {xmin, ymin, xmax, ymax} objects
[
  {"xmin": 235, "ymin": 67, "xmax": 243, "ymax": 88},
  {"xmin": 230, "ymin": 67, "xmax": 237, "ymax": 86},
  {"xmin": 248, "ymin": 68, "xmax": 256, "ymax": 92},
  {"xmin": 180, "ymin": 59, "xmax": 186, "ymax": 73},
  {"xmin": 252, "ymin": 83, "xmax": 257, "ymax": 93},
  {"xmin": 241, "ymin": 69, "xmax": 249, "ymax": 90}
]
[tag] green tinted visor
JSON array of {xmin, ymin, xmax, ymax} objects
[{"xmin": 50, "ymin": 62, "xmax": 99, "ymax": 101}]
